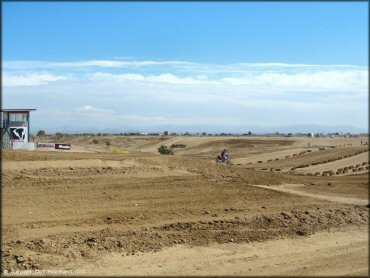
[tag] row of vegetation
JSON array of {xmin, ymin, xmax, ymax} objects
[
  {"xmin": 34, "ymin": 130, "xmax": 257, "ymax": 137},
  {"xmin": 34, "ymin": 130, "xmax": 364, "ymax": 139}
]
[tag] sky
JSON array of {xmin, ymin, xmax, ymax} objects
[{"xmin": 2, "ymin": 2, "xmax": 369, "ymax": 133}]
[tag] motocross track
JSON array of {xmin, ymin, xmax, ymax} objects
[{"xmin": 1, "ymin": 135, "xmax": 369, "ymax": 276}]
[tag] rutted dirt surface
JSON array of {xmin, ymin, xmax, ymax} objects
[
  {"xmin": 1, "ymin": 136, "xmax": 369, "ymax": 275},
  {"xmin": 84, "ymin": 225, "xmax": 368, "ymax": 276}
]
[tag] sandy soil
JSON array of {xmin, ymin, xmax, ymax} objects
[
  {"xmin": 253, "ymin": 184, "xmax": 368, "ymax": 206},
  {"xmin": 82, "ymin": 225, "xmax": 368, "ymax": 276},
  {"xmin": 2, "ymin": 135, "xmax": 369, "ymax": 275}
]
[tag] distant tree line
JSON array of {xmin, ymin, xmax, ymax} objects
[{"xmin": 34, "ymin": 130, "xmax": 362, "ymax": 138}]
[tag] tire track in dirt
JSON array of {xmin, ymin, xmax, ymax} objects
[{"xmin": 253, "ymin": 184, "xmax": 369, "ymax": 206}]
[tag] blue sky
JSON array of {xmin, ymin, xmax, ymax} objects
[{"xmin": 2, "ymin": 2, "xmax": 369, "ymax": 133}]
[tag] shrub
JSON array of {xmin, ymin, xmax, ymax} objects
[
  {"xmin": 37, "ymin": 130, "xmax": 46, "ymax": 137},
  {"xmin": 55, "ymin": 132, "xmax": 63, "ymax": 138},
  {"xmin": 158, "ymin": 145, "xmax": 174, "ymax": 155},
  {"xmin": 106, "ymin": 141, "xmax": 111, "ymax": 147},
  {"xmin": 92, "ymin": 139, "xmax": 99, "ymax": 144}
]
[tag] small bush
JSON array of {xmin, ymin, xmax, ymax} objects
[
  {"xmin": 158, "ymin": 145, "xmax": 174, "ymax": 155},
  {"xmin": 92, "ymin": 139, "xmax": 99, "ymax": 144},
  {"xmin": 37, "ymin": 130, "xmax": 46, "ymax": 137}
]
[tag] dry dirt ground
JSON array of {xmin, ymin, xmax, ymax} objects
[{"xmin": 1, "ymin": 135, "xmax": 369, "ymax": 276}]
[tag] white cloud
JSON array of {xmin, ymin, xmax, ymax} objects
[
  {"xmin": 3, "ymin": 59, "xmax": 367, "ymax": 92},
  {"xmin": 117, "ymin": 114, "xmax": 166, "ymax": 121},
  {"xmin": 221, "ymin": 70, "xmax": 367, "ymax": 92},
  {"xmin": 3, "ymin": 60, "xmax": 196, "ymax": 70},
  {"xmin": 4, "ymin": 59, "xmax": 366, "ymax": 71},
  {"xmin": 89, "ymin": 69, "xmax": 367, "ymax": 93},
  {"xmin": 3, "ymin": 73, "xmax": 68, "ymax": 87},
  {"xmin": 2, "ymin": 59, "xmax": 368, "ymax": 130},
  {"xmin": 78, "ymin": 105, "xmax": 115, "ymax": 115},
  {"xmin": 90, "ymin": 72, "xmax": 209, "ymax": 85},
  {"xmin": 75, "ymin": 105, "xmax": 166, "ymax": 122}
]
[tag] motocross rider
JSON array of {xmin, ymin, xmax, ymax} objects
[{"xmin": 221, "ymin": 149, "xmax": 229, "ymax": 162}]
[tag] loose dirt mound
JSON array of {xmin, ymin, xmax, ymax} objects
[
  {"xmin": 2, "ymin": 206, "xmax": 367, "ymax": 272},
  {"xmin": 84, "ymin": 226, "xmax": 368, "ymax": 276}
]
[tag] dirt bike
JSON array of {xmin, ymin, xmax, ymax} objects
[{"xmin": 216, "ymin": 155, "xmax": 233, "ymax": 165}]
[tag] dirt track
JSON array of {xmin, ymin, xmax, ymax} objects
[
  {"xmin": 1, "ymin": 136, "xmax": 369, "ymax": 275},
  {"xmin": 84, "ymin": 225, "xmax": 368, "ymax": 276}
]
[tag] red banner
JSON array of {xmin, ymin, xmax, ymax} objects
[{"xmin": 55, "ymin": 143, "xmax": 71, "ymax": 150}]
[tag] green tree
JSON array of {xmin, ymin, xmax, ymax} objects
[{"xmin": 37, "ymin": 130, "xmax": 46, "ymax": 137}]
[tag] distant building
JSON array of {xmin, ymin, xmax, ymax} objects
[{"xmin": 1, "ymin": 109, "xmax": 36, "ymax": 149}]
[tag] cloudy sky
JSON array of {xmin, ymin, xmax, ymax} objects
[{"xmin": 3, "ymin": 2, "xmax": 368, "ymax": 133}]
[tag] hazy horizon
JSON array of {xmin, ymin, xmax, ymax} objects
[{"xmin": 30, "ymin": 123, "xmax": 367, "ymax": 135}]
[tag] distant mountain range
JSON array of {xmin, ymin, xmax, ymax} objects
[{"xmin": 31, "ymin": 123, "xmax": 368, "ymax": 135}]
